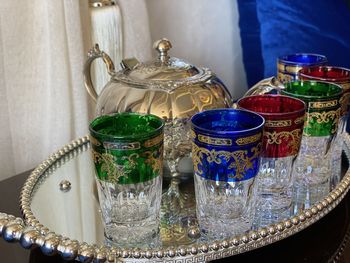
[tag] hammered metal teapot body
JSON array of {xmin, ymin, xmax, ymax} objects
[{"xmin": 84, "ymin": 39, "xmax": 233, "ymax": 177}]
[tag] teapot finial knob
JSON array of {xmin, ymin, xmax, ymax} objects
[{"xmin": 154, "ymin": 38, "xmax": 172, "ymax": 63}]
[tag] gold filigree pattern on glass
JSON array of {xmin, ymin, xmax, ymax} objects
[
  {"xmin": 192, "ymin": 142, "xmax": 261, "ymax": 180},
  {"xmin": 92, "ymin": 150, "xmax": 136, "ymax": 183},
  {"xmin": 264, "ymin": 129, "xmax": 302, "ymax": 156},
  {"xmin": 265, "ymin": 120, "xmax": 292, "ymax": 128},
  {"xmin": 277, "ymin": 63, "xmax": 303, "ymax": 74},
  {"xmin": 92, "ymin": 148, "xmax": 162, "ymax": 184},
  {"xmin": 309, "ymin": 100, "xmax": 338, "ymax": 109},
  {"xmin": 198, "ymin": 134, "xmax": 232, "ymax": 146},
  {"xmin": 144, "ymin": 134, "xmax": 163, "ymax": 148},
  {"xmin": 294, "ymin": 115, "xmax": 305, "ymax": 124},
  {"xmin": 304, "ymin": 108, "xmax": 341, "ymax": 135},
  {"xmin": 235, "ymin": 133, "xmax": 262, "ymax": 145},
  {"xmin": 102, "ymin": 141, "xmax": 141, "ymax": 150}
]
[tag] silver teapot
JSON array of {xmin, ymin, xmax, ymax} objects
[{"xmin": 84, "ymin": 38, "xmax": 233, "ymax": 179}]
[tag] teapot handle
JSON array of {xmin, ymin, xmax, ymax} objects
[{"xmin": 83, "ymin": 44, "xmax": 115, "ymax": 102}]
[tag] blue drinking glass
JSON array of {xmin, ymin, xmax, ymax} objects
[
  {"xmin": 191, "ymin": 109, "xmax": 265, "ymax": 238},
  {"xmin": 277, "ymin": 53, "xmax": 327, "ymax": 83}
]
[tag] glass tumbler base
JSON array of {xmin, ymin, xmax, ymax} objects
[
  {"xmin": 198, "ymin": 216, "xmax": 252, "ymax": 240},
  {"xmin": 256, "ymin": 156, "xmax": 294, "ymax": 211},
  {"xmin": 195, "ymin": 175, "xmax": 255, "ymax": 239},
  {"xmin": 257, "ymin": 188, "xmax": 293, "ymax": 211},
  {"xmin": 293, "ymin": 179, "xmax": 330, "ymax": 213},
  {"xmin": 104, "ymin": 221, "xmax": 160, "ymax": 248}
]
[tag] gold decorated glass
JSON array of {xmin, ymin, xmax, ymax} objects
[
  {"xmin": 281, "ymin": 80, "xmax": 342, "ymax": 209},
  {"xmin": 191, "ymin": 109, "xmax": 264, "ymax": 238},
  {"xmin": 89, "ymin": 112, "xmax": 164, "ymax": 247}
]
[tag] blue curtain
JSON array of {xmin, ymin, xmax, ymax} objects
[{"xmin": 238, "ymin": 0, "xmax": 350, "ymax": 87}]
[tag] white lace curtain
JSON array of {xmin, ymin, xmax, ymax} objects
[
  {"xmin": 0, "ymin": 0, "xmax": 246, "ymax": 181},
  {"xmin": 0, "ymin": 1, "xmax": 90, "ymax": 181}
]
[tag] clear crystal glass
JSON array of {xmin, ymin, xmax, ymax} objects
[
  {"xmin": 191, "ymin": 109, "xmax": 264, "ymax": 239},
  {"xmin": 256, "ymin": 157, "xmax": 294, "ymax": 208},
  {"xmin": 298, "ymin": 66, "xmax": 350, "ymax": 191},
  {"xmin": 194, "ymin": 174, "xmax": 256, "ymax": 238},
  {"xmin": 280, "ymin": 81, "xmax": 343, "ymax": 212},
  {"xmin": 254, "ymin": 156, "xmax": 295, "ymax": 227},
  {"xmin": 253, "ymin": 157, "xmax": 295, "ymax": 227},
  {"xmin": 293, "ymin": 136, "xmax": 331, "ymax": 211},
  {"xmin": 89, "ymin": 113, "xmax": 164, "ymax": 247},
  {"xmin": 237, "ymin": 95, "xmax": 306, "ymax": 227},
  {"xmin": 96, "ymin": 176, "xmax": 162, "ymax": 247}
]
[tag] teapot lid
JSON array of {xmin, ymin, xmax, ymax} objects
[{"xmin": 114, "ymin": 38, "xmax": 213, "ymax": 90}]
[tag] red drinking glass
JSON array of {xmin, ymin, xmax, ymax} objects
[
  {"xmin": 237, "ymin": 95, "xmax": 306, "ymax": 158},
  {"xmin": 299, "ymin": 66, "xmax": 350, "ymax": 116},
  {"xmin": 237, "ymin": 95, "xmax": 306, "ymax": 217}
]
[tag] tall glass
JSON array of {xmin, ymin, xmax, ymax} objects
[
  {"xmin": 281, "ymin": 81, "xmax": 342, "ymax": 209},
  {"xmin": 299, "ymin": 66, "xmax": 350, "ymax": 188},
  {"xmin": 237, "ymin": 95, "xmax": 306, "ymax": 224},
  {"xmin": 277, "ymin": 53, "xmax": 327, "ymax": 83},
  {"xmin": 89, "ymin": 112, "xmax": 164, "ymax": 247},
  {"xmin": 191, "ymin": 109, "xmax": 264, "ymax": 238}
]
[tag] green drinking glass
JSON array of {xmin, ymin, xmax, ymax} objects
[
  {"xmin": 282, "ymin": 81, "xmax": 342, "ymax": 137},
  {"xmin": 281, "ymin": 80, "xmax": 342, "ymax": 209},
  {"xmin": 89, "ymin": 112, "xmax": 164, "ymax": 247}
]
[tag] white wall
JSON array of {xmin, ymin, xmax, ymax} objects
[{"xmin": 146, "ymin": 0, "xmax": 247, "ymax": 99}]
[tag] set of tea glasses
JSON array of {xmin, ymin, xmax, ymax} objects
[{"xmin": 85, "ymin": 39, "xmax": 350, "ymax": 247}]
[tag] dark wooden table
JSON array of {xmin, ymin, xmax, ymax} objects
[{"xmin": 1, "ymin": 170, "xmax": 350, "ymax": 263}]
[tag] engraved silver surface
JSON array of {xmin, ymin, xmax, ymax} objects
[{"xmin": 1, "ymin": 135, "xmax": 346, "ymax": 262}]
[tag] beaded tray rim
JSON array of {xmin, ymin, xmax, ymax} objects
[{"xmin": 0, "ymin": 135, "xmax": 349, "ymax": 262}]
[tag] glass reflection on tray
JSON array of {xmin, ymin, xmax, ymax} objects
[
  {"xmin": 30, "ymin": 146, "xmax": 105, "ymax": 245},
  {"xmin": 30, "ymin": 145, "xmax": 199, "ymax": 249}
]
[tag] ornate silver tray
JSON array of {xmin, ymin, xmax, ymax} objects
[{"xmin": 1, "ymin": 135, "xmax": 350, "ymax": 262}]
